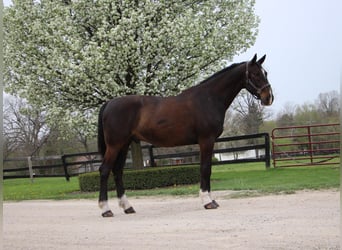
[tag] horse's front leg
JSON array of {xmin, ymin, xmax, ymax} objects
[
  {"xmin": 199, "ymin": 139, "xmax": 219, "ymax": 209},
  {"xmin": 113, "ymin": 168, "xmax": 136, "ymax": 214}
]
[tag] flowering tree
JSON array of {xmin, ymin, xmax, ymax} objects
[
  {"xmin": 4, "ymin": 0, "xmax": 259, "ymax": 133},
  {"xmin": 5, "ymin": 0, "xmax": 259, "ymax": 166}
]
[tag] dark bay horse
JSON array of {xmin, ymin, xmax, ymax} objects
[{"xmin": 98, "ymin": 54, "xmax": 273, "ymax": 217}]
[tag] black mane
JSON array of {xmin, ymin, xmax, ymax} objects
[
  {"xmin": 181, "ymin": 62, "xmax": 245, "ymax": 95},
  {"xmin": 198, "ymin": 62, "xmax": 244, "ymax": 85}
]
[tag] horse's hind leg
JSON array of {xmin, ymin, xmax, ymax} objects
[
  {"xmin": 98, "ymin": 147, "xmax": 118, "ymax": 217},
  {"xmin": 113, "ymin": 145, "xmax": 135, "ymax": 214}
]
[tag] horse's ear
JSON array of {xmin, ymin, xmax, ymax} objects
[
  {"xmin": 257, "ymin": 54, "xmax": 266, "ymax": 65},
  {"xmin": 251, "ymin": 54, "xmax": 257, "ymax": 64}
]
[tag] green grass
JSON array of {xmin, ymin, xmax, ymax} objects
[
  {"xmin": 211, "ymin": 164, "xmax": 339, "ymax": 192},
  {"xmin": 3, "ymin": 177, "xmax": 80, "ymax": 200},
  {"xmin": 3, "ymin": 163, "xmax": 340, "ymax": 201}
]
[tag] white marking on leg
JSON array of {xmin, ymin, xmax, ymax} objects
[
  {"xmin": 99, "ymin": 201, "xmax": 111, "ymax": 213},
  {"xmin": 208, "ymin": 192, "xmax": 214, "ymax": 200},
  {"xmin": 118, "ymin": 194, "xmax": 132, "ymax": 210},
  {"xmin": 199, "ymin": 190, "xmax": 212, "ymax": 205}
]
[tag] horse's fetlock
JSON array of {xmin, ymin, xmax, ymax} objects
[{"xmin": 118, "ymin": 194, "xmax": 132, "ymax": 210}]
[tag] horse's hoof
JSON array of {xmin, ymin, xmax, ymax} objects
[
  {"xmin": 204, "ymin": 201, "xmax": 218, "ymax": 209},
  {"xmin": 124, "ymin": 207, "xmax": 136, "ymax": 214},
  {"xmin": 102, "ymin": 210, "xmax": 114, "ymax": 217},
  {"xmin": 212, "ymin": 200, "xmax": 220, "ymax": 207}
]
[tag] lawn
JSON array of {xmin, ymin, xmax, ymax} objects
[
  {"xmin": 3, "ymin": 163, "xmax": 340, "ymax": 201},
  {"xmin": 3, "ymin": 177, "xmax": 80, "ymax": 200},
  {"xmin": 211, "ymin": 164, "xmax": 340, "ymax": 192}
]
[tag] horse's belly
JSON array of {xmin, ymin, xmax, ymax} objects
[
  {"xmin": 133, "ymin": 97, "xmax": 198, "ymax": 146},
  {"xmin": 134, "ymin": 124, "xmax": 197, "ymax": 147}
]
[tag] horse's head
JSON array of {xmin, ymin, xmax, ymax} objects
[{"xmin": 245, "ymin": 54, "xmax": 274, "ymax": 106}]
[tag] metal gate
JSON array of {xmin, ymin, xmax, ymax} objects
[{"xmin": 271, "ymin": 123, "xmax": 340, "ymax": 167}]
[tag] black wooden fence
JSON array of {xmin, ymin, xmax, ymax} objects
[
  {"xmin": 145, "ymin": 133, "xmax": 270, "ymax": 167},
  {"xmin": 4, "ymin": 133, "xmax": 270, "ymax": 181}
]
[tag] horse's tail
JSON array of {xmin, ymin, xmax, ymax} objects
[{"xmin": 98, "ymin": 101, "xmax": 109, "ymax": 158}]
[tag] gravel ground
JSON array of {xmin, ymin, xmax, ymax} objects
[{"xmin": 3, "ymin": 190, "xmax": 340, "ymax": 250}]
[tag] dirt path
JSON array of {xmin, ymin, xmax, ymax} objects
[{"xmin": 3, "ymin": 190, "xmax": 340, "ymax": 250}]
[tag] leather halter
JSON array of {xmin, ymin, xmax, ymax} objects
[{"xmin": 245, "ymin": 62, "xmax": 270, "ymax": 99}]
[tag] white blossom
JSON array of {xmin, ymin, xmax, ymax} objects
[{"xmin": 4, "ymin": 0, "xmax": 259, "ymax": 137}]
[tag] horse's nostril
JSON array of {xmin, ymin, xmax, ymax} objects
[
  {"xmin": 268, "ymin": 94, "xmax": 274, "ymax": 105},
  {"xmin": 261, "ymin": 94, "xmax": 273, "ymax": 106}
]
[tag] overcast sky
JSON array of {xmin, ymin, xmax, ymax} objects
[
  {"xmin": 3, "ymin": 0, "xmax": 342, "ymax": 115},
  {"xmin": 233, "ymin": 0, "xmax": 342, "ymax": 114}
]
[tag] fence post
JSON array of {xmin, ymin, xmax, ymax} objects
[
  {"xmin": 27, "ymin": 156, "xmax": 34, "ymax": 183},
  {"xmin": 264, "ymin": 133, "xmax": 271, "ymax": 169},
  {"xmin": 61, "ymin": 155, "xmax": 70, "ymax": 181},
  {"xmin": 148, "ymin": 145, "xmax": 156, "ymax": 167},
  {"xmin": 307, "ymin": 126, "xmax": 314, "ymax": 164}
]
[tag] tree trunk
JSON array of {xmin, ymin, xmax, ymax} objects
[{"xmin": 131, "ymin": 141, "xmax": 144, "ymax": 169}]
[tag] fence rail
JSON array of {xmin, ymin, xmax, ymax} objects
[
  {"xmin": 4, "ymin": 133, "xmax": 270, "ymax": 181},
  {"xmin": 271, "ymin": 123, "xmax": 340, "ymax": 167},
  {"xmin": 144, "ymin": 133, "xmax": 270, "ymax": 168}
]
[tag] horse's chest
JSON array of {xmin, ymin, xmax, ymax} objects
[{"xmin": 197, "ymin": 116, "xmax": 224, "ymax": 136}]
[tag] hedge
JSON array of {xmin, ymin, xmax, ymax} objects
[{"xmin": 78, "ymin": 165, "xmax": 200, "ymax": 192}]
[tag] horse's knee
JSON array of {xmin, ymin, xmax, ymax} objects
[{"xmin": 99, "ymin": 165, "xmax": 111, "ymax": 178}]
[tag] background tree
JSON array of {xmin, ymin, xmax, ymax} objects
[
  {"xmin": 275, "ymin": 103, "xmax": 297, "ymax": 127},
  {"xmin": 220, "ymin": 90, "xmax": 271, "ymax": 159},
  {"xmin": 231, "ymin": 90, "xmax": 270, "ymax": 135},
  {"xmin": 4, "ymin": 0, "xmax": 259, "ymax": 167},
  {"xmin": 273, "ymin": 91, "xmax": 340, "ymax": 150},
  {"xmin": 3, "ymin": 95, "xmax": 97, "ymax": 159},
  {"xmin": 3, "ymin": 97, "xmax": 50, "ymax": 158},
  {"xmin": 230, "ymin": 90, "xmax": 270, "ymax": 157},
  {"xmin": 276, "ymin": 91, "xmax": 340, "ymax": 127},
  {"xmin": 316, "ymin": 90, "xmax": 339, "ymax": 121},
  {"xmin": 294, "ymin": 103, "xmax": 321, "ymax": 125}
]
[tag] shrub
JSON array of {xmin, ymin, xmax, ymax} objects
[
  {"xmin": 212, "ymin": 156, "xmax": 219, "ymax": 163},
  {"xmin": 78, "ymin": 165, "xmax": 200, "ymax": 192}
]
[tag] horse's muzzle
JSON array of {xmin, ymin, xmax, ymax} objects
[{"xmin": 260, "ymin": 88, "xmax": 274, "ymax": 106}]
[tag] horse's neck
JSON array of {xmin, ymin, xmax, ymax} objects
[{"xmin": 207, "ymin": 64, "xmax": 245, "ymax": 110}]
